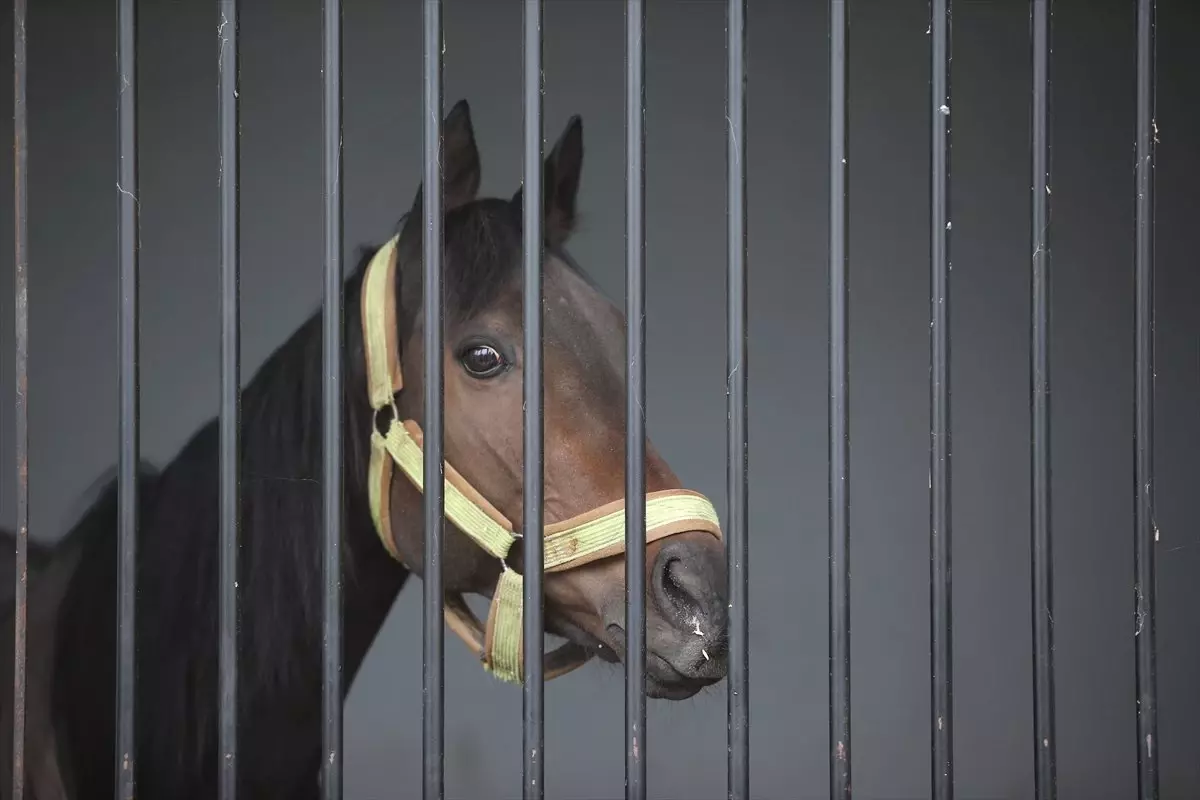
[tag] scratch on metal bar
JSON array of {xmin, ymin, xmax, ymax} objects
[
  {"xmin": 218, "ymin": 14, "xmax": 230, "ymax": 72},
  {"xmin": 726, "ymin": 114, "xmax": 740, "ymax": 168},
  {"xmin": 1134, "ymin": 583, "xmax": 1145, "ymax": 636},
  {"xmin": 116, "ymin": 182, "xmax": 139, "ymax": 207}
]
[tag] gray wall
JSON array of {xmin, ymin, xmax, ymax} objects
[{"xmin": 0, "ymin": 0, "xmax": 1197, "ymax": 797}]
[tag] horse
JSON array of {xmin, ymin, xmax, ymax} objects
[{"xmin": 0, "ymin": 99, "xmax": 730, "ymax": 799}]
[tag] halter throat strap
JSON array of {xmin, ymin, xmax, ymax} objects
[{"xmin": 359, "ymin": 235, "xmax": 723, "ymax": 683}]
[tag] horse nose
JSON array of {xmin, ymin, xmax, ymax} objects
[{"xmin": 651, "ymin": 534, "xmax": 728, "ymax": 638}]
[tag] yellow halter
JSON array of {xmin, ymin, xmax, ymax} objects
[{"xmin": 359, "ymin": 234, "xmax": 723, "ymax": 683}]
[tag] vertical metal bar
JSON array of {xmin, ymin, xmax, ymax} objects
[
  {"xmin": 217, "ymin": 0, "xmax": 241, "ymax": 797},
  {"xmin": 320, "ymin": 0, "xmax": 344, "ymax": 795},
  {"xmin": 116, "ymin": 0, "xmax": 140, "ymax": 795},
  {"xmin": 10, "ymin": 0, "xmax": 28, "ymax": 795},
  {"xmin": 1133, "ymin": 1, "xmax": 1158, "ymax": 797},
  {"xmin": 827, "ymin": 1, "xmax": 850, "ymax": 798},
  {"xmin": 421, "ymin": 3, "xmax": 445, "ymax": 798},
  {"xmin": 623, "ymin": 0, "xmax": 647, "ymax": 798},
  {"xmin": 521, "ymin": 1, "xmax": 545, "ymax": 798},
  {"xmin": 929, "ymin": 1, "xmax": 953, "ymax": 798},
  {"xmin": 725, "ymin": 1, "xmax": 749, "ymax": 798},
  {"xmin": 1029, "ymin": 2, "xmax": 1056, "ymax": 798}
]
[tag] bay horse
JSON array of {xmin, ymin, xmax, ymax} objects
[{"xmin": 0, "ymin": 100, "xmax": 729, "ymax": 799}]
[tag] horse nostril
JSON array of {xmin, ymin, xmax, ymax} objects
[
  {"xmin": 659, "ymin": 558, "xmax": 693, "ymax": 616},
  {"xmin": 652, "ymin": 549, "xmax": 709, "ymax": 623},
  {"xmin": 650, "ymin": 536, "xmax": 728, "ymax": 642}
]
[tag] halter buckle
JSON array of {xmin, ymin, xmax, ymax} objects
[{"xmin": 372, "ymin": 398, "xmax": 400, "ymax": 437}]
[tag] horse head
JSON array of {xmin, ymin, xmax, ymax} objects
[{"xmin": 364, "ymin": 99, "xmax": 728, "ymax": 700}]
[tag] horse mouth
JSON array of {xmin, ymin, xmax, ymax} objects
[
  {"xmin": 646, "ymin": 670, "xmax": 717, "ymax": 701},
  {"xmin": 601, "ymin": 624, "xmax": 720, "ymax": 700},
  {"xmin": 541, "ymin": 614, "xmax": 718, "ymax": 700}
]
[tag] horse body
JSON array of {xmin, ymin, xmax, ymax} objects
[
  {"xmin": 1, "ymin": 270, "xmax": 410, "ymax": 799},
  {"xmin": 1, "ymin": 100, "xmax": 729, "ymax": 798}
]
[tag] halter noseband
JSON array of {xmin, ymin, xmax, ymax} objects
[{"xmin": 360, "ymin": 235, "xmax": 723, "ymax": 683}]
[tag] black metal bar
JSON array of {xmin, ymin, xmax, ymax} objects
[
  {"xmin": 320, "ymin": 0, "xmax": 344, "ymax": 795},
  {"xmin": 10, "ymin": 0, "xmax": 28, "ymax": 795},
  {"xmin": 1133, "ymin": 1, "xmax": 1159, "ymax": 797},
  {"xmin": 827, "ymin": 1, "xmax": 850, "ymax": 798},
  {"xmin": 1029, "ymin": 1, "xmax": 1056, "ymax": 798},
  {"xmin": 624, "ymin": 0, "xmax": 647, "ymax": 798},
  {"xmin": 725, "ymin": 0, "xmax": 749, "ymax": 798},
  {"xmin": 421, "ymin": 3, "xmax": 445, "ymax": 798},
  {"xmin": 929, "ymin": 1, "xmax": 953, "ymax": 798},
  {"xmin": 217, "ymin": 0, "xmax": 241, "ymax": 796},
  {"xmin": 116, "ymin": 0, "xmax": 140, "ymax": 794},
  {"xmin": 521, "ymin": 1, "xmax": 545, "ymax": 798}
]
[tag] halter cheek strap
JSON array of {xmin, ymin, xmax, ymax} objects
[{"xmin": 360, "ymin": 234, "xmax": 723, "ymax": 684}]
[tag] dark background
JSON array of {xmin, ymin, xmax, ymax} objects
[{"xmin": 0, "ymin": 0, "xmax": 1197, "ymax": 797}]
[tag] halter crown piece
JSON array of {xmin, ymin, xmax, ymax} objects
[{"xmin": 359, "ymin": 235, "xmax": 724, "ymax": 683}]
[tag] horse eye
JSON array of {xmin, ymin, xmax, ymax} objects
[{"xmin": 459, "ymin": 344, "xmax": 507, "ymax": 378}]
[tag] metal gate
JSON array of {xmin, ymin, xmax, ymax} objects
[{"xmin": 7, "ymin": 0, "xmax": 1164, "ymax": 798}]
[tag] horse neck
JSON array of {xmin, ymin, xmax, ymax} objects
[
  {"xmin": 235, "ymin": 265, "xmax": 408, "ymax": 682},
  {"xmin": 49, "ymin": 265, "xmax": 412, "ymax": 796}
]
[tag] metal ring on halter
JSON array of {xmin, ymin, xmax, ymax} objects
[
  {"xmin": 501, "ymin": 531, "xmax": 524, "ymax": 571},
  {"xmin": 372, "ymin": 400, "xmax": 400, "ymax": 437}
]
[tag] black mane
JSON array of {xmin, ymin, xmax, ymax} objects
[{"xmin": 49, "ymin": 242, "xmax": 389, "ymax": 797}]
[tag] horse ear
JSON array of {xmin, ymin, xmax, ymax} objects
[
  {"xmin": 511, "ymin": 114, "xmax": 583, "ymax": 248},
  {"xmin": 398, "ymin": 99, "xmax": 483, "ymax": 243}
]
